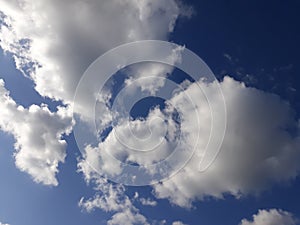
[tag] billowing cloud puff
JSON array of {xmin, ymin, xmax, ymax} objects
[
  {"xmin": 153, "ymin": 76, "xmax": 300, "ymax": 207},
  {"xmin": 139, "ymin": 197, "xmax": 157, "ymax": 207},
  {"xmin": 0, "ymin": 0, "xmax": 191, "ymax": 104},
  {"xmin": 0, "ymin": 79, "xmax": 73, "ymax": 185},
  {"xmin": 240, "ymin": 209, "xmax": 298, "ymax": 225},
  {"xmin": 107, "ymin": 209, "xmax": 149, "ymax": 225},
  {"xmin": 172, "ymin": 221, "xmax": 188, "ymax": 225},
  {"xmin": 78, "ymin": 105, "xmax": 179, "ymax": 181}
]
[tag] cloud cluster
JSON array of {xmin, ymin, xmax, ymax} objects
[
  {"xmin": 78, "ymin": 169, "xmax": 188, "ymax": 225},
  {"xmin": 78, "ymin": 74, "xmax": 300, "ymax": 207},
  {"xmin": 0, "ymin": 0, "xmax": 191, "ymax": 186},
  {"xmin": 78, "ymin": 71, "xmax": 300, "ymax": 208},
  {"xmin": 1, "ymin": 1, "xmax": 300, "ymax": 224},
  {"xmin": 240, "ymin": 209, "xmax": 298, "ymax": 225},
  {"xmin": 78, "ymin": 174, "xmax": 149, "ymax": 225},
  {"xmin": 0, "ymin": 79, "xmax": 73, "ymax": 185},
  {"xmin": 78, "ymin": 104, "xmax": 180, "ymax": 183}
]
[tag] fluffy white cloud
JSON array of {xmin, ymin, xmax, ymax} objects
[
  {"xmin": 172, "ymin": 222, "xmax": 187, "ymax": 225},
  {"xmin": 153, "ymin": 76, "xmax": 300, "ymax": 207},
  {"xmin": 2, "ymin": 3, "xmax": 300, "ymax": 225},
  {"xmin": 78, "ymin": 75, "xmax": 300, "ymax": 207},
  {"xmin": 139, "ymin": 198, "xmax": 157, "ymax": 207},
  {"xmin": 107, "ymin": 209, "xmax": 149, "ymax": 225},
  {"xmin": 240, "ymin": 209, "xmax": 298, "ymax": 225},
  {"xmin": 77, "ymin": 105, "xmax": 179, "ymax": 183},
  {"xmin": 0, "ymin": 79, "xmax": 73, "ymax": 186},
  {"xmin": 0, "ymin": 0, "xmax": 191, "ymax": 104}
]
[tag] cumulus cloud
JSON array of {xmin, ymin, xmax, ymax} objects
[
  {"xmin": 172, "ymin": 221, "xmax": 188, "ymax": 225},
  {"xmin": 78, "ymin": 74, "xmax": 300, "ymax": 207},
  {"xmin": 77, "ymin": 103, "xmax": 180, "ymax": 185},
  {"xmin": 240, "ymin": 209, "xmax": 298, "ymax": 225},
  {"xmin": 0, "ymin": 0, "xmax": 191, "ymax": 104},
  {"xmin": 153, "ymin": 76, "xmax": 300, "ymax": 207},
  {"xmin": 2, "ymin": 3, "xmax": 300, "ymax": 225},
  {"xmin": 0, "ymin": 79, "xmax": 73, "ymax": 186},
  {"xmin": 107, "ymin": 209, "xmax": 149, "ymax": 225}
]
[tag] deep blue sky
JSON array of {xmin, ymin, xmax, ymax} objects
[{"xmin": 0, "ymin": 0, "xmax": 300, "ymax": 225}]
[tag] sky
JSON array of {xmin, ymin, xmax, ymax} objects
[{"xmin": 0, "ymin": 0, "xmax": 300, "ymax": 225}]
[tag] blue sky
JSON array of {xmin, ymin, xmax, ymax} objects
[{"xmin": 0, "ymin": 1, "xmax": 300, "ymax": 225}]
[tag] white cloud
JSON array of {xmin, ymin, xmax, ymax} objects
[
  {"xmin": 139, "ymin": 198, "xmax": 157, "ymax": 207},
  {"xmin": 240, "ymin": 209, "xmax": 298, "ymax": 225},
  {"xmin": 0, "ymin": 0, "xmax": 191, "ymax": 105},
  {"xmin": 78, "ymin": 177, "xmax": 130, "ymax": 213},
  {"xmin": 0, "ymin": 79, "xmax": 73, "ymax": 186},
  {"xmin": 78, "ymin": 175, "xmax": 149, "ymax": 225},
  {"xmin": 77, "ymin": 105, "xmax": 179, "ymax": 182},
  {"xmin": 2, "ymin": 3, "xmax": 299, "ymax": 225},
  {"xmin": 107, "ymin": 209, "xmax": 149, "ymax": 225},
  {"xmin": 172, "ymin": 221, "xmax": 188, "ymax": 225},
  {"xmin": 124, "ymin": 45, "xmax": 185, "ymax": 95},
  {"xmin": 78, "ymin": 75, "xmax": 300, "ymax": 207},
  {"xmin": 154, "ymin": 76, "xmax": 300, "ymax": 207},
  {"xmin": 124, "ymin": 62, "xmax": 174, "ymax": 96}
]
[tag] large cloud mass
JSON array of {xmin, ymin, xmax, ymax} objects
[
  {"xmin": 0, "ymin": 0, "xmax": 191, "ymax": 103},
  {"xmin": 153, "ymin": 77, "xmax": 300, "ymax": 207},
  {"xmin": 0, "ymin": 0, "xmax": 191, "ymax": 185},
  {"xmin": 78, "ymin": 74, "xmax": 300, "ymax": 208}
]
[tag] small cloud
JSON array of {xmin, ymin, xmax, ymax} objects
[
  {"xmin": 240, "ymin": 209, "xmax": 298, "ymax": 225},
  {"xmin": 172, "ymin": 221, "xmax": 188, "ymax": 225},
  {"xmin": 139, "ymin": 198, "xmax": 157, "ymax": 207}
]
